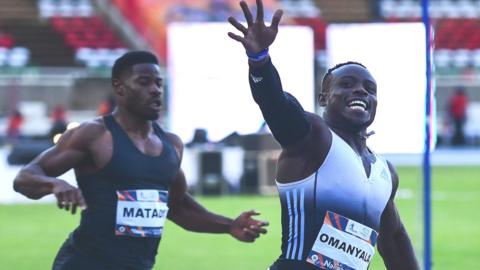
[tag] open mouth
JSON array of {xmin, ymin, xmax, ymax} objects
[
  {"xmin": 347, "ymin": 99, "xmax": 367, "ymax": 112},
  {"xmin": 151, "ymin": 100, "xmax": 162, "ymax": 108}
]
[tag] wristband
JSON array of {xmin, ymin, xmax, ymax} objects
[{"xmin": 246, "ymin": 48, "xmax": 269, "ymax": 62}]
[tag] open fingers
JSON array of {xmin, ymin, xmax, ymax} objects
[
  {"xmin": 228, "ymin": 32, "xmax": 245, "ymax": 44},
  {"xmin": 243, "ymin": 228, "xmax": 260, "ymax": 240},
  {"xmin": 55, "ymin": 190, "xmax": 86, "ymax": 214},
  {"xmin": 64, "ymin": 192, "xmax": 76, "ymax": 212},
  {"xmin": 242, "ymin": 210, "xmax": 269, "ymax": 224},
  {"xmin": 249, "ymin": 224, "xmax": 268, "ymax": 234},
  {"xmin": 56, "ymin": 193, "xmax": 66, "ymax": 209},
  {"xmin": 256, "ymin": 0, "xmax": 264, "ymax": 23},
  {"xmin": 240, "ymin": 1, "xmax": 253, "ymax": 25},
  {"xmin": 270, "ymin": 9, "xmax": 283, "ymax": 31},
  {"xmin": 71, "ymin": 191, "xmax": 85, "ymax": 214},
  {"xmin": 228, "ymin": 17, "xmax": 248, "ymax": 35},
  {"xmin": 256, "ymin": 220, "xmax": 269, "ymax": 227},
  {"xmin": 75, "ymin": 190, "xmax": 87, "ymax": 210},
  {"xmin": 243, "ymin": 209, "xmax": 260, "ymax": 217},
  {"xmin": 71, "ymin": 203, "xmax": 77, "ymax": 215},
  {"xmin": 63, "ymin": 201, "xmax": 71, "ymax": 212}
]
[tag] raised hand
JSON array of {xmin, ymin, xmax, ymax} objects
[
  {"xmin": 230, "ymin": 210, "xmax": 269, "ymax": 242},
  {"xmin": 52, "ymin": 179, "xmax": 87, "ymax": 214},
  {"xmin": 228, "ymin": 0, "xmax": 283, "ymax": 53}
]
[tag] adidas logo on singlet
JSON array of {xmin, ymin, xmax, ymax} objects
[
  {"xmin": 380, "ymin": 168, "xmax": 388, "ymax": 180},
  {"xmin": 250, "ymin": 74, "xmax": 263, "ymax": 83}
]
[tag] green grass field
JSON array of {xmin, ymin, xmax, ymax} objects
[{"xmin": 0, "ymin": 166, "xmax": 479, "ymax": 269}]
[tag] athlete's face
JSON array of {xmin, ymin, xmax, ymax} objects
[
  {"xmin": 117, "ymin": 63, "xmax": 163, "ymax": 120},
  {"xmin": 319, "ymin": 64, "xmax": 377, "ymax": 131}
]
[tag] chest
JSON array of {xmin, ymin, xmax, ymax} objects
[
  {"xmin": 127, "ymin": 133, "xmax": 164, "ymax": 157},
  {"xmin": 87, "ymin": 130, "xmax": 170, "ymax": 166},
  {"xmin": 317, "ymin": 159, "xmax": 390, "ymax": 204},
  {"xmin": 315, "ymin": 148, "xmax": 392, "ymax": 229},
  {"xmin": 82, "ymin": 130, "xmax": 179, "ymax": 188}
]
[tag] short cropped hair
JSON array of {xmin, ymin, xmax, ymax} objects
[
  {"xmin": 320, "ymin": 61, "xmax": 366, "ymax": 94},
  {"xmin": 111, "ymin": 51, "xmax": 159, "ymax": 81}
]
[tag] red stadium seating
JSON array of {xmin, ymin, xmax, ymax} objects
[
  {"xmin": 434, "ymin": 19, "xmax": 480, "ymax": 50},
  {"xmin": 48, "ymin": 16, "xmax": 128, "ymax": 67},
  {"xmin": 0, "ymin": 30, "xmax": 30, "ymax": 67},
  {"xmin": 50, "ymin": 16, "xmax": 126, "ymax": 50},
  {"xmin": 0, "ymin": 33, "xmax": 14, "ymax": 48}
]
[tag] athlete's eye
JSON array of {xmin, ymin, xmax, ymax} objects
[
  {"xmin": 155, "ymin": 79, "xmax": 163, "ymax": 88},
  {"xmin": 341, "ymin": 81, "xmax": 353, "ymax": 88},
  {"xmin": 364, "ymin": 82, "xmax": 377, "ymax": 94},
  {"xmin": 138, "ymin": 78, "xmax": 150, "ymax": 86}
]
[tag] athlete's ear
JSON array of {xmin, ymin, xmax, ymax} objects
[
  {"xmin": 112, "ymin": 78, "xmax": 125, "ymax": 96},
  {"xmin": 318, "ymin": 91, "xmax": 328, "ymax": 107}
]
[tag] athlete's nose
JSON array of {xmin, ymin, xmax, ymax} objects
[
  {"xmin": 150, "ymin": 85, "xmax": 163, "ymax": 97},
  {"xmin": 353, "ymin": 86, "xmax": 368, "ymax": 96}
]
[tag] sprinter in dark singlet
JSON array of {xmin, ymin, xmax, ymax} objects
[
  {"xmin": 13, "ymin": 51, "xmax": 268, "ymax": 270},
  {"xmin": 228, "ymin": 1, "xmax": 420, "ymax": 269}
]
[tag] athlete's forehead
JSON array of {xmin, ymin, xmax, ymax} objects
[
  {"xmin": 331, "ymin": 64, "xmax": 376, "ymax": 84},
  {"xmin": 130, "ymin": 63, "xmax": 161, "ymax": 78}
]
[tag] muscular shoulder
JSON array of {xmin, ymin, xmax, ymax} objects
[
  {"xmin": 164, "ymin": 131, "xmax": 184, "ymax": 159},
  {"xmin": 308, "ymin": 112, "xmax": 330, "ymax": 135},
  {"xmin": 289, "ymin": 112, "xmax": 330, "ymax": 154},
  {"xmin": 58, "ymin": 117, "xmax": 107, "ymax": 149},
  {"xmin": 276, "ymin": 112, "xmax": 332, "ymax": 182},
  {"xmin": 279, "ymin": 112, "xmax": 331, "ymax": 158},
  {"xmin": 72, "ymin": 118, "xmax": 107, "ymax": 140}
]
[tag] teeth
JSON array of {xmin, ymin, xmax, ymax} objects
[
  {"xmin": 348, "ymin": 100, "xmax": 367, "ymax": 109},
  {"xmin": 350, "ymin": 105, "xmax": 365, "ymax": 111}
]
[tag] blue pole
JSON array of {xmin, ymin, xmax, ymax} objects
[{"xmin": 421, "ymin": 0, "xmax": 432, "ymax": 270}]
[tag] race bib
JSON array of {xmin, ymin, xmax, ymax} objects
[
  {"xmin": 115, "ymin": 190, "xmax": 169, "ymax": 238},
  {"xmin": 306, "ymin": 211, "xmax": 377, "ymax": 270}
]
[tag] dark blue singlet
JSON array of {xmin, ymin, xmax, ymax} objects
[{"xmin": 52, "ymin": 115, "xmax": 180, "ymax": 270}]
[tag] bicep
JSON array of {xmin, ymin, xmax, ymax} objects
[
  {"xmin": 379, "ymin": 162, "xmax": 402, "ymax": 242},
  {"xmin": 377, "ymin": 200, "xmax": 397, "ymax": 257},
  {"xmin": 379, "ymin": 200, "xmax": 401, "ymax": 237},
  {"xmin": 29, "ymin": 130, "xmax": 87, "ymax": 177},
  {"xmin": 167, "ymin": 168, "xmax": 187, "ymax": 210}
]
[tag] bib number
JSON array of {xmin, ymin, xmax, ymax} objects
[
  {"xmin": 115, "ymin": 190, "xmax": 169, "ymax": 238},
  {"xmin": 306, "ymin": 211, "xmax": 377, "ymax": 270}
]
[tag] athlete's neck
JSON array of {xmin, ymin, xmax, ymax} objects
[
  {"xmin": 112, "ymin": 109, "xmax": 153, "ymax": 138},
  {"xmin": 330, "ymin": 126, "xmax": 370, "ymax": 155}
]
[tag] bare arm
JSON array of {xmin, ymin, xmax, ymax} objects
[
  {"xmin": 13, "ymin": 123, "xmax": 99, "ymax": 213},
  {"xmin": 377, "ymin": 162, "xmax": 420, "ymax": 270},
  {"xmin": 166, "ymin": 133, "xmax": 268, "ymax": 242}
]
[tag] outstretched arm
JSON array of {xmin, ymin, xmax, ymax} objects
[
  {"xmin": 167, "ymin": 169, "xmax": 267, "ymax": 242},
  {"xmin": 377, "ymin": 162, "xmax": 420, "ymax": 270},
  {"xmin": 228, "ymin": 0, "xmax": 311, "ymax": 148},
  {"xmin": 166, "ymin": 133, "xmax": 268, "ymax": 242}
]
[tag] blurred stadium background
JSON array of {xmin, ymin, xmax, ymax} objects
[{"xmin": 0, "ymin": 0, "xmax": 479, "ymax": 269}]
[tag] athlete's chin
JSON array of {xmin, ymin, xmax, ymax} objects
[
  {"xmin": 345, "ymin": 117, "xmax": 373, "ymax": 129},
  {"xmin": 345, "ymin": 111, "xmax": 374, "ymax": 123},
  {"xmin": 144, "ymin": 112, "xmax": 160, "ymax": 121}
]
